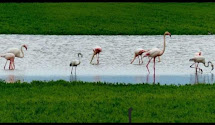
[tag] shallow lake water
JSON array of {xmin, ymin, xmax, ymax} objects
[{"xmin": 0, "ymin": 35, "xmax": 214, "ymax": 85}]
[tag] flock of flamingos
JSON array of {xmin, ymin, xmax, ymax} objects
[{"xmin": 0, "ymin": 31, "xmax": 214, "ymax": 76}]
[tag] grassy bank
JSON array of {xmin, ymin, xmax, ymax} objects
[
  {"xmin": 0, "ymin": 3, "xmax": 215, "ymax": 35},
  {"xmin": 0, "ymin": 80, "xmax": 215, "ymax": 123}
]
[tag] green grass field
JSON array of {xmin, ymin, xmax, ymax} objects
[
  {"xmin": 0, "ymin": 2, "xmax": 215, "ymax": 35},
  {"xmin": 1, "ymin": 80, "xmax": 215, "ymax": 123}
]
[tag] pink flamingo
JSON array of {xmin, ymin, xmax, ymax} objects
[
  {"xmin": 143, "ymin": 31, "xmax": 171, "ymax": 74},
  {"xmin": 0, "ymin": 53, "xmax": 15, "ymax": 70},
  {"xmin": 7, "ymin": 44, "xmax": 27, "ymax": 58},
  {"xmin": 90, "ymin": 46, "xmax": 102, "ymax": 64},
  {"xmin": 131, "ymin": 48, "xmax": 161, "ymax": 64},
  {"xmin": 130, "ymin": 48, "xmax": 148, "ymax": 64},
  {"xmin": 189, "ymin": 52, "xmax": 214, "ymax": 73}
]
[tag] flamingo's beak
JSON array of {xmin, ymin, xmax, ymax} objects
[
  {"xmin": 212, "ymin": 64, "xmax": 214, "ymax": 71},
  {"xmin": 24, "ymin": 45, "xmax": 27, "ymax": 50}
]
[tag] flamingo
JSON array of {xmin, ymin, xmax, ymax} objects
[
  {"xmin": 7, "ymin": 44, "xmax": 27, "ymax": 58},
  {"xmin": 131, "ymin": 48, "xmax": 161, "ymax": 64},
  {"xmin": 0, "ymin": 53, "xmax": 15, "ymax": 70},
  {"xmin": 130, "ymin": 48, "xmax": 148, "ymax": 64},
  {"xmin": 143, "ymin": 31, "xmax": 171, "ymax": 74},
  {"xmin": 90, "ymin": 46, "xmax": 102, "ymax": 64},
  {"xmin": 189, "ymin": 52, "xmax": 214, "ymax": 73},
  {"xmin": 70, "ymin": 53, "xmax": 83, "ymax": 74}
]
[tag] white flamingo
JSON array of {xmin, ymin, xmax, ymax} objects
[
  {"xmin": 0, "ymin": 53, "xmax": 15, "ymax": 70},
  {"xmin": 70, "ymin": 53, "xmax": 83, "ymax": 74},
  {"xmin": 7, "ymin": 44, "xmax": 27, "ymax": 58},
  {"xmin": 189, "ymin": 52, "xmax": 214, "ymax": 73},
  {"xmin": 143, "ymin": 31, "xmax": 171, "ymax": 74},
  {"xmin": 90, "ymin": 46, "xmax": 102, "ymax": 64}
]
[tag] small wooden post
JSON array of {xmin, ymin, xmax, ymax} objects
[{"xmin": 128, "ymin": 107, "xmax": 133, "ymax": 123}]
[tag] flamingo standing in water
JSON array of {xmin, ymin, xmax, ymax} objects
[
  {"xmin": 0, "ymin": 53, "xmax": 15, "ymax": 70},
  {"xmin": 130, "ymin": 48, "xmax": 148, "ymax": 64},
  {"xmin": 143, "ymin": 31, "xmax": 171, "ymax": 74},
  {"xmin": 189, "ymin": 52, "xmax": 214, "ymax": 73},
  {"xmin": 90, "ymin": 46, "xmax": 102, "ymax": 64},
  {"xmin": 7, "ymin": 44, "xmax": 27, "ymax": 58},
  {"xmin": 70, "ymin": 53, "xmax": 83, "ymax": 74},
  {"xmin": 131, "ymin": 48, "xmax": 161, "ymax": 64}
]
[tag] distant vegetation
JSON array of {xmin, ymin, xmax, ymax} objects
[
  {"xmin": 0, "ymin": 3, "xmax": 214, "ymax": 35},
  {"xmin": 1, "ymin": 80, "xmax": 215, "ymax": 123}
]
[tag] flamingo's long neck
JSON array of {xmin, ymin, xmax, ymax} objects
[
  {"xmin": 78, "ymin": 55, "xmax": 81, "ymax": 64},
  {"xmin": 159, "ymin": 34, "xmax": 166, "ymax": 56},
  {"xmin": 20, "ymin": 46, "xmax": 24, "ymax": 58},
  {"xmin": 204, "ymin": 61, "xmax": 212, "ymax": 67},
  {"xmin": 90, "ymin": 54, "xmax": 95, "ymax": 64}
]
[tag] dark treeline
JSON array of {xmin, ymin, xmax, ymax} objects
[{"xmin": 0, "ymin": 0, "xmax": 214, "ymax": 2}]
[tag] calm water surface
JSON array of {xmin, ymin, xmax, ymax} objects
[{"xmin": 0, "ymin": 35, "xmax": 214, "ymax": 84}]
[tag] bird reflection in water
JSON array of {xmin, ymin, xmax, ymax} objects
[
  {"xmin": 6, "ymin": 75, "xmax": 15, "ymax": 83},
  {"xmin": 190, "ymin": 73, "xmax": 214, "ymax": 84},
  {"xmin": 94, "ymin": 75, "xmax": 101, "ymax": 82},
  {"xmin": 70, "ymin": 74, "xmax": 77, "ymax": 82},
  {"xmin": 145, "ymin": 72, "xmax": 156, "ymax": 84},
  {"xmin": 135, "ymin": 76, "xmax": 144, "ymax": 83}
]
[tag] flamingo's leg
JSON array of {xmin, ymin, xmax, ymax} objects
[
  {"xmin": 195, "ymin": 63, "xmax": 198, "ymax": 73},
  {"xmin": 71, "ymin": 66, "xmax": 73, "ymax": 74},
  {"xmin": 75, "ymin": 66, "xmax": 77, "ymax": 74},
  {"xmin": 190, "ymin": 62, "xmax": 198, "ymax": 73},
  {"xmin": 13, "ymin": 60, "xmax": 15, "ymax": 70},
  {"xmin": 153, "ymin": 57, "xmax": 156, "ymax": 84},
  {"xmin": 9, "ymin": 61, "xmax": 12, "ymax": 70},
  {"xmin": 146, "ymin": 57, "xmax": 153, "ymax": 74},
  {"xmin": 11, "ymin": 59, "xmax": 14, "ymax": 70},
  {"xmin": 10, "ymin": 59, "xmax": 13, "ymax": 70},
  {"xmin": 138, "ymin": 55, "xmax": 140, "ymax": 64},
  {"xmin": 140, "ymin": 55, "xmax": 143, "ymax": 64},
  {"xmin": 130, "ymin": 55, "xmax": 137, "ymax": 64},
  {"xmin": 12, "ymin": 62, "xmax": 15, "ymax": 70},
  {"xmin": 9, "ymin": 61, "xmax": 10, "ymax": 70},
  {"xmin": 196, "ymin": 63, "xmax": 203, "ymax": 73},
  {"xmin": 97, "ymin": 53, "xmax": 99, "ymax": 64},
  {"xmin": 4, "ymin": 60, "xmax": 8, "ymax": 70},
  {"xmin": 158, "ymin": 56, "xmax": 161, "ymax": 62},
  {"xmin": 11, "ymin": 58, "xmax": 15, "ymax": 70},
  {"xmin": 153, "ymin": 57, "xmax": 156, "ymax": 74}
]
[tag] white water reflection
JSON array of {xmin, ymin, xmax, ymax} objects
[{"xmin": 0, "ymin": 34, "xmax": 214, "ymax": 84}]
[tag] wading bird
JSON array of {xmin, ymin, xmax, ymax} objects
[
  {"xmin": 0, "ymin": 53, "xmax": 15, "ymax": 70},
  {"xmin": 70, "ymin": 53, "xmax": 83, "ymax": 74},
  {"xmin": 143, "ymin": 31, "xmax": 171, "ymax": 74},
  {"xmin": 189, "ymin": 52, "xmax": 214, "ymax": 73},
  {"xmin": 130, "ymin": 48, "xmax": 148, "ymax": 64},
  {"xmin": 7, "ymin": 44, "xmax": 27, "ymax": 58},
  {"xmin": 90, "ymin": 46, "xmax": 102, "ymax": 65},
  {"xmin": 131, "ymin": 48, "xmax": 161, "ymax": 64}
]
